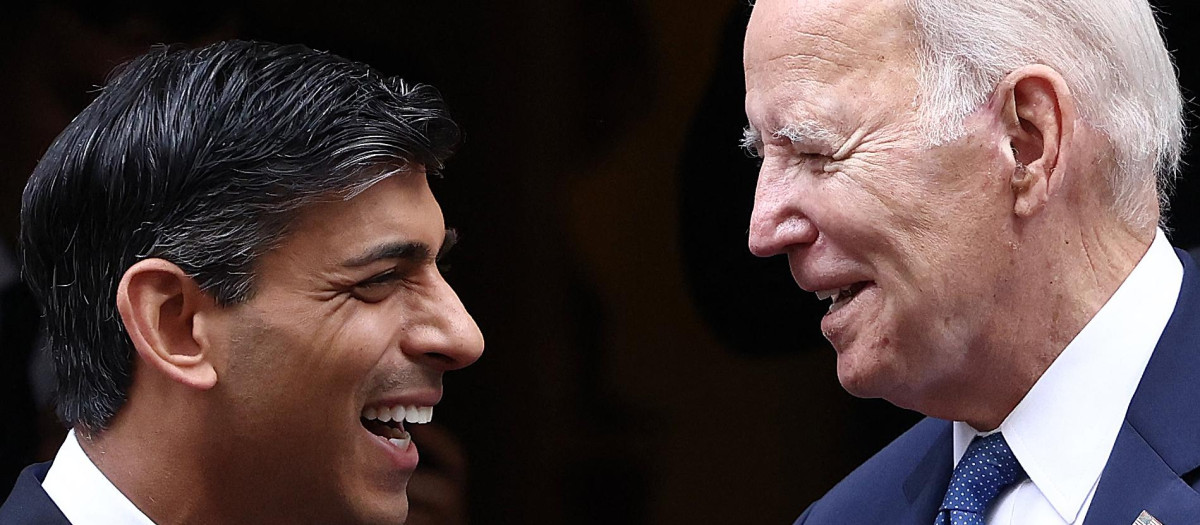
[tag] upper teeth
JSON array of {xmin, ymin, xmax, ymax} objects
[
  {"xmin": 361, "ymin": 404, "xmax": 434, "ymax": 424},
  {"xmin": 815, "ymin": 284, "xmax": 857, "ymax": 303}
]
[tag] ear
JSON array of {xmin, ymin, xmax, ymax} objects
[
  {"xmin": 994, "ymin": 65, "xmax": 1076, "ymax": 217},
  {"xmin": 116, "ymin": 259, "xmax": 218, "ymax": 390}
]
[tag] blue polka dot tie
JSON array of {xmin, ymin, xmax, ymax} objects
[{"xmin": 935, "ymin": 433, "xmax": 1026, "ymax": 525}]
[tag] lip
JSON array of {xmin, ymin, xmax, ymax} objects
[
  {"xmin": 364, "ymin": 390, "xmax": 442, "ymax": 409},
  {"xmin": 786, "ymin": 255, "xmax": 870, "ymax": 294},
  {"xmin": 793, "ymin": 273, "xmax": 870, "ymax": 295},
  {"xmin": 361, "ymin": 425, "xmax": 420, "ymax": 471},
  {"xmin": 819, "ymin": 281, "xmax": 877, "ymax": 348},
  {"xmin": 359, "ymin": 390, "xmax": 440, "ymax": 471}
]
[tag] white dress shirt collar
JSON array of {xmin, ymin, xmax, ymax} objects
[
  {"xmin": 952, "ymin": 229, "xmax": 1183, "ymax": 523},
  {"xmin": 42, "ymin": 429, "xmax": 157, "ymax": 525}
]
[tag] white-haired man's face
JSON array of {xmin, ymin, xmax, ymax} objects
[{"xmin": 743, "ymin": 0, "xmax": 1023, "ymax": 411}]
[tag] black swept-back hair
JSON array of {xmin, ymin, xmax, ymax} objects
[{"xmin": 20, "ymin": 40, "xmax": 461, "ymax": 432}]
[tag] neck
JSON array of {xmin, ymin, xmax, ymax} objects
[
  {"xmin": 947, "ymin": 208, "xmax": 1153, "ymax": 430},
  {"xmin": 80, "ymin": 376, "xmax": 262, "ymax": 524},
  {"xmin": 82, "ymin": 381, "xmax": 324, "ymax": 525},
  {"xmin": 80, "ymin": 409, "xmax": 209, "ymax": 523}
]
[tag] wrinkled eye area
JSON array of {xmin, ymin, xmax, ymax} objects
[{"xmin": 353, "ymin": 270, "xmax": 401, "ymax": 303}]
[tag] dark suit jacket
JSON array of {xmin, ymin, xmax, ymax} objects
[
  {"xmin": 0, "ymin": 462, "xmax": 69, "ymax": 524},
  {"xmin": 796, "ymin": 249, "xmax": 1200, "ymax": 525}
]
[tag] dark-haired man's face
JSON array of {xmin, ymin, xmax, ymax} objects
[{"xmin": 200, "ymin": 171, "xmax": 484, "ymax": 524}]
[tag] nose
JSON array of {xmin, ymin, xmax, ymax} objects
[
  {"xmin": 404, "ymin": 274, "xmax": 485, "ymax": 371},
  {"xmin": 748, "ymin": 167, "xmax": 817, "ymax": 257}
]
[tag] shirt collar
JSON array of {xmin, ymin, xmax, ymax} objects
[
  {"xmin": 42, "ymin": 429, "xmax": 157, "ymax": 525},
  {"xmin": 952, "ymin": 229, "xmax": 1182, "ymax": 523}
]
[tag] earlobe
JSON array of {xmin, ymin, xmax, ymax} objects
[
  {"xmin": 1010, "ymin": 161, "xmax": 1048, "ymax": 217},
  {"xmin": 996, "ymin": 65, "xmax": 1073, "ymax": 218},
  {"xmin": 117, "ymin": 259, "xmax": 218, "ymax": 390}
]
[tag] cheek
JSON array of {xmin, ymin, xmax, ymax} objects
[
  {"xmin": 344, "ymin": 302, "xmax": 405, "ymax": 352},
  {"xmin": 865, "ymin": 156, "xmax": 1000, "ymax": 264},
  {"xmin": 300, "ymin": 300, "xmax": 397, "ymax": 372},
  {"xmin": 821, "ymin": 165, "xmax": 935, "ymax": 265},
  {"xmin": 223, "ymin": 312, "xmax": 385, "ymax": 420}
]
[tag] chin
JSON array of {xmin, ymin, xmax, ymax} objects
[
  {"xmin": 336, "ymin": 469, "xmax": 411, "ymax": 525},
  {"xmin": 838, "ymin": 359, "xmax": 937, "ymax": 418},
  {"xmin": 350, "ymin": 496, "xmax": 409, "ymax": 525},
  {"xmin": 834, "ymin": 346, "xmax": 899, "ymax": 401},
  {"xmin": 836, "ymin": 368, "xmax": 882, "ymax": 400},
  {"xmin": 831, "ymin": 317, "xmax": 915, "ymax": 397},
  {"xmin": 836, "ymin": 361, "xmax": 876, "ymax": 399}
]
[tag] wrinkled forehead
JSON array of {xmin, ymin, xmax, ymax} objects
[{"xmin": 744, "ymin": 0, "xmax": 916, "ymax": 83}]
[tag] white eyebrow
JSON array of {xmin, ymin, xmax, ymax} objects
[
  {"xmin": 740, "ymin": 125, "xmax": 762, "ymax": 152},
  {"xmin": 772, "ymin": 120, "xmax": 842, "ymax": 146}
]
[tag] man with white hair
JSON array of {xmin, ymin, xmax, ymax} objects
[{"xmin": 742, "ymin": 0, "xmax": 1197, "ymax": 523}]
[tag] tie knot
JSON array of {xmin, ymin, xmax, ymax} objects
[{"xmin": 938, "ymin": 433, "xmax": 1026, "ymax": 520}]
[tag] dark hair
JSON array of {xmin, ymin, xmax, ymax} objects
[{"xmin": 20, "ymin": 40, "xmax": 461, "ymax": 432}]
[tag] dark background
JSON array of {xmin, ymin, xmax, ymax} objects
[{"xmin": 2, "ymin": 1, "xmax": 1199, "ymax": 523}]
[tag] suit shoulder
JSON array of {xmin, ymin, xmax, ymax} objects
[
  {"xmin": 795, "ymin": 417, "xmax": 952, "ymax": 524},
  {"xmin": 0, "ymin": 462, "xmax": 70, "ymax": 524}
]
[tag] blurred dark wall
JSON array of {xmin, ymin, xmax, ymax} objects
[{"xmin": 2, "ymin": 2, "xmax": 1199, "ymax": 524}]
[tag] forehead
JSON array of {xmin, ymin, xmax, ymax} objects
[
  {"xmin": 744, "ymin": 0, "xmax": 913, "ymax": 66},
  {"xmin": 744, "ymin": 0, "xmax": 918, "ymax": 125},
  {"xmin": 265, "ymin": 172, "xmax": 444, "ymax": 268}
]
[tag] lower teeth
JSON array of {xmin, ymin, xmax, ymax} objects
[
  {"xmin": 387, "ymin": 436, "xmax": 411, "ymax": 450},
  {"xmin": 828, "ymin": 290, "xmax": 858, "ymax": 314}
]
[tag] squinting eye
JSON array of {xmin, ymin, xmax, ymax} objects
[
  {"xmin": 352, "ymin": 271, "xmax": 400, "ymax": 303},
  {"xmin": 796, "ymin": 152, "xmax": 832, "ymax": 165}
]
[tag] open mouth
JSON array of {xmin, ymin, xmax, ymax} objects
[
  {"xmin": 360, "ymin": 404, "xmax": 434, "ymax": 451},
  {"xmin": 814, "ymin": 282, "xmax": 869, "ymax": 315}
]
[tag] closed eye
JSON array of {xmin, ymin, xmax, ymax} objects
[
  {"xmin": 341, "ymin": 229, "xmax": 460, "ymax": 302},
  {"xmin": 352, "ymin": 269, "xmax": 404, "ymax": 303}
]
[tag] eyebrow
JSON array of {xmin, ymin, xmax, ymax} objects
[
  {"xmin": 740, "ymin": 119, "xmax": 842, "ymax": 151},
  {"xmin": 341, "ymin": 228, "xmax": 458, "ymax": 268},
  {"xmin": 740, "ymin": 125, "xmax": 762, "ymax": 151},
  {"xmin": 772, "ymin": 120, "xmax": 841, "ymax": 146}
]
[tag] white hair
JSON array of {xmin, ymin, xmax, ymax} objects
[{"xmin": 906, "ymin": 0, "xmax": 1184, "ymax": 228}]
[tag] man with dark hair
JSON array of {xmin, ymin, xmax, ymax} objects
[
  {"xmin": 0, "ymin": 1, "xmax": 240, "ymax": 497},
  {"xmin": 0, "ymin": 40, "xmax": 484, "ymax": 524},
  {"xmin": 744, "ymin": 0, "xmax": 1197, "ymax": 523}
]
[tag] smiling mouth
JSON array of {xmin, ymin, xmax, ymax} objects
[
  {"xmin": 360, "ymin": 404, "xmax": 434, "ymax": 451},
  {"xmin": 814, "ymin": 282, "xmax": 869, "ymax": 314}
]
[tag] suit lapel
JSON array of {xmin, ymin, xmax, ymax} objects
[
  {"xmin": 1084, "ymin": 421, "xmax": 1200, "ymax": 524},
  {"xmin": 800, "ymin": 419, "xmax": 953, "ymax": 524},
  {"xmin": 902, "ymin": 422, "xmax": 953, "ymax": 524},
  {"xmin": 1084, "ymin": 249, "xmax": 1200, "ymax": 524}
]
